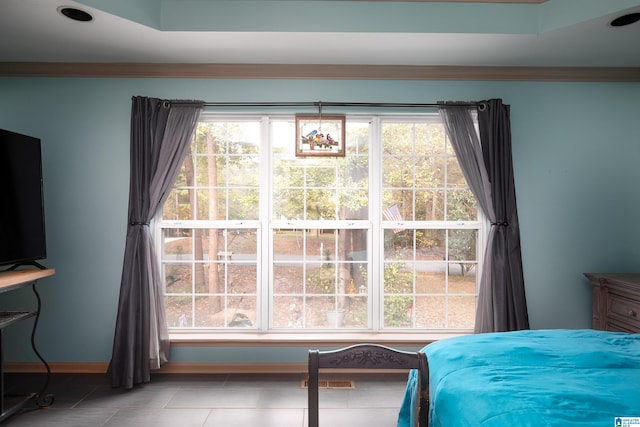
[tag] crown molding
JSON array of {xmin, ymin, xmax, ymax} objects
[{"xmin": 1, "ymin": 62, "xmax": 638, "ymax": 82}]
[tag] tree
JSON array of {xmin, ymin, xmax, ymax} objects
[{"xmin": 205, "ymin": 128, "xmax": 222, "ymax": 312}]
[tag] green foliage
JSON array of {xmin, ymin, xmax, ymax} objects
[
  {"xmin": 383, "ymin": 261, "xmax": 413, "ymax": 327},
  {"xmin": 447, "ymin": 189, "xmax": 476, "ymax": 221},
  {"xmin": 383, "ymin": 261, "xmax": 412, "ymax": 293},
  {"xmin": 166, "ymin": 118, "xmax": 475, "ymax": 225},
  {"xmin": 163, "ymin": 117, "xmax": 480, "ymax": 329},
  {"xmin": 448, "ymin": 229, "xmax": 477, "ymax": 276},
  {"xmin": 343, "ymin": 299, "xmax": 368, "ymax": 328},
  {"xmin": 306, "ymin": 266, "xmax": 336, "ymax": 294},
  {"xmin": 384, "ymin": 295, "xmax": 413, "ymax": 327}
]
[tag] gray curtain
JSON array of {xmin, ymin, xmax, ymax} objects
[
  {"xmin": 108, "ymin": 97, "xmax": 203, "ymax": 389},
  {"xmin": 439, "ymin": 99, "xmax": 529, "ymax": 333}
]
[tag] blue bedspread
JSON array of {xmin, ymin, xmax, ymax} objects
[{"xmin": 397, "ymin": 329, "xmax": 640, "ymax": 426}]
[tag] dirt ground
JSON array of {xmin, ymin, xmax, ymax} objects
[{"xmin": 163, "ymin": 233, "xmax": 476, "ymax": 330}]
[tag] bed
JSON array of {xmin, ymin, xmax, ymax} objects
[{"xmin": 397, "ymin": 329, "xmax": 640, "ymax": 427}]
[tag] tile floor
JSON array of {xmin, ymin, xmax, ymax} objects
[{"xmin": 2, "ymin": 372, "xmax": 410, "ymax": 427}]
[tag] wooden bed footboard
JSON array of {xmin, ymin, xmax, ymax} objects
[{"xmin": 308, "ymin": 343, "xmax": 429, "ymax": 427}]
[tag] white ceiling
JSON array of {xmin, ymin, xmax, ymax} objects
[{"xmin": 1, "ymin": 0, "xmax": 640, "ymax": 67}]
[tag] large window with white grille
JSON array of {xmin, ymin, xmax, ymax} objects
[{"xmin": 158, "ymin": 114, "xmax": 483, "ymax": 333}]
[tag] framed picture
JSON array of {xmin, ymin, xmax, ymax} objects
[{"xmin": 295, "ymin": 115, "xmax": 345, "ymax": 157}]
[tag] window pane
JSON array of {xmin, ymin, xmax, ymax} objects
[
  {"xmin": 194, "ymin": 296, "xmax": 219, "ymax": 327},
  {"xmin": 416, "ymin": 266, "xmax": 446, "ymax": 293},
  {"xmin": 273, "ymin": 296, "xmax": 303, "ymax": 328},
  {"xmin": 446, "ymin": 189, "xmax": 477, "ymax": 221},
  {"xmin": 306, "ymin": 263, "xmax": 336, "ymax": 294},
  {"xmin": 384, "ymin": 230, "xmax": 413, "ymax": 262},
  {"xmin": 346, "ymin": 121, "xmax": 369, "ymax": 155},
  {"xmin": 273, "ymin": 158, "xmax": 303, "ymax": 182},
  {"xmin": 306, "ymin": 163, "xmax": 335, "ymax": 187},
  {"xmin": 383, "ymin": 262, "xmax": 413, "ymax": 294},
  {"xmin": 162, "ymin": 228, "xmax": 192, "ymax": 256},
  {"xmin": 192, "ymin": 155, "xmax": 219, "ymax": 187},
  {"xmin": 306, "ymin": 296, "xmax": 337, "ymax": 328},
  {"xmin": 273, "ymin": 189, "xmax": 304, "ymax": 219},
  {"xmin": 166, "ymin": 296, "xmax": 193, "ymax": 328},
  {"xmin": 343, "ymin": 296, "xmax": 368, "ymax": 328},
  {"xmin": 163, "ymin": 188, "xmax": 191, "ymax": 220},
  {"xmin": 448, "ymin": 296, "xmax": 476, "ymax": 329},
  {"xmin": 382, "ymin": 190, "xmax": 413, "ymax": 221},
  {"xmin": 271, "ymin": 228, "xmax": 369, "ymax": 330},
  {"xmin": 274, "ymin": 265, "xmax": 303, "ymax": 293},
  {"xmin": 415, "ymin": 156, "xmax": 444, "ymax": 188},
  {"xmin": 418, "ymin": 122, "xmax": 447, "ymax": 156},
  {"xmin": 228, "ymin": 188, "xmax": 259, "ymax": 220},
  {"xmin": 384, "ymin": 295, "xmax": 413, "ymax": 328},
  {"xmin": 380, "ymin": 112, "xmax": 481, "ymax": 332},
  {"xmin": 273, "ymin": 229, "xmax": 304, "ymax": 258},
  {"xmin": 418, "ymin": 229, "xmax": 446, "ymax": 259},
  {"xmin": 337, "ymin": 149, "xmax": 369, "ymax": 219},
  {"xmin": 415, "ymin": 296, "xmax": 446, "ymax": 329},
  {"xmin": 415, "ymin": 189, "xmax": 445, "ymax": 221},
  {"xmin": 228, "ymin": 156, "xmax": 260, "ymax": 187},
  {"xmin": 306, "ymin": 189, "xmax": 336, "ymax": 220},
  {"xmin": 165, "ymin": 263, "xmax": 192, "ymax": 294},
  {"xmin": 449, "ymin": 271, "xmax": 477, "ymax": 294},
  {"xmin": 226, "ymin": 296, "xmax": 256, "ymax": 328},
  {"xmin": 382, "ymin": 155, "xmax": 412, "ymax": 187},
  {"xmin": 448, "ymin": 229, "xmax": 477, "ymax": 262},
  {"xmin": 271, "ymin": 119, "xmax": 295, "ymax": 154},
  {"xmin": 162, "ymin": 227, "xmax": 258, "ymax": 329},
  {"xmin": 166, "ymin": 120, "xmax": 261, "ymax": 222},
  {"xmin": 338, "ymin": 189, "xmax": 368, "ymax": 220}
]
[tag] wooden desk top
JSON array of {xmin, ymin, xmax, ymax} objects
[{"xmin": 0, "ymin": 268, "xmax": 55, "ymax": 293}]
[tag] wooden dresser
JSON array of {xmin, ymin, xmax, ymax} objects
[{"xmin": 584, "ymin": 273, "xmax": 640, "ymax": 333}]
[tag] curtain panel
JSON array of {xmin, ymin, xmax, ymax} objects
[
  {"xmin": 439, "ymin": 99, "xmax": 529, "ymax": 333},
  {"xmin": 108, "ymin": 97, "xmax": 203, "ymax": 389}
]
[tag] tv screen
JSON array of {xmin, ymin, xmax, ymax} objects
[{"xmin": 0, "ymin": 129, "xmax": 47, "ymax": 269}]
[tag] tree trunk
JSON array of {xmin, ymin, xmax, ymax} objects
[
  {"xmin": 205, "ymin": 129, "xmax": 223, "ymax": 313},
  {"xmin": 337, "ymin": 214, "xmax": 351, "ymax": 310},
  {"xmin": 184, "ymin": 148, "xmax": 213, "ymax": 314}
]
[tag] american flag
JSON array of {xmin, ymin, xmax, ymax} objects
[{"xmin": 382, "ymin": 204, "xmax": 404, "ymax": 233}]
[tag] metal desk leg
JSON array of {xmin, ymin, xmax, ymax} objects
[{"xmin": 30, "ymin": 283, "xmax": 54, "ymax": 408}]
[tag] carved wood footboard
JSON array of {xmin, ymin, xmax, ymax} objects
[{"xmin": 307, "ymin": 343, "xmax": 429, "ymax": 427}]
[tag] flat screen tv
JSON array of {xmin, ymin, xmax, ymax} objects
[{"xmin": 0, "ymin": 129, "xmax": 47, "ymax": 270}]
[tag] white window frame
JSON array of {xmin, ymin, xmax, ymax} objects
[{"xmin": 157, "ymin": 113, "xmax": 485, "ymax": 338}]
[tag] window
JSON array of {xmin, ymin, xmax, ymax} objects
[{"xmin": 158, "ymin": 114, "xmax": 483, "ymax": 333}]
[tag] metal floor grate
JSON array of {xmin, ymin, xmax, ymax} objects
[{"xmin": 301, "ymin": 379, "xmax": 355, "ymax": 389}]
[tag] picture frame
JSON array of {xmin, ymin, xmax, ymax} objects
[{"xmin": 295, "ymin": 115, "xmax": 345, "ymax": 157}]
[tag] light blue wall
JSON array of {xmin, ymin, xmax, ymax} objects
[{"xmin": 1, "ymin": 77, "xmax": 639, "ymax": 364}]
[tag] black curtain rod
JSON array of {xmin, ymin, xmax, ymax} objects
[{"xmin": 198, "ymin": 101, "xmax": 484, "ymax": 109}]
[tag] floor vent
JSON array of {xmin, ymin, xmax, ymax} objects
[{"xmin": 301, "ymin": 379, "xmax": 355, "ymax": 389}]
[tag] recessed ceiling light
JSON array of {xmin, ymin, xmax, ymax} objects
[
  {"xmin": 58, "ymin": 6, "xmax": 94, "ymax": 22},
  {"xmin": 609, "ymin": 12, "xmax": 640, "ymax": 27}
]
